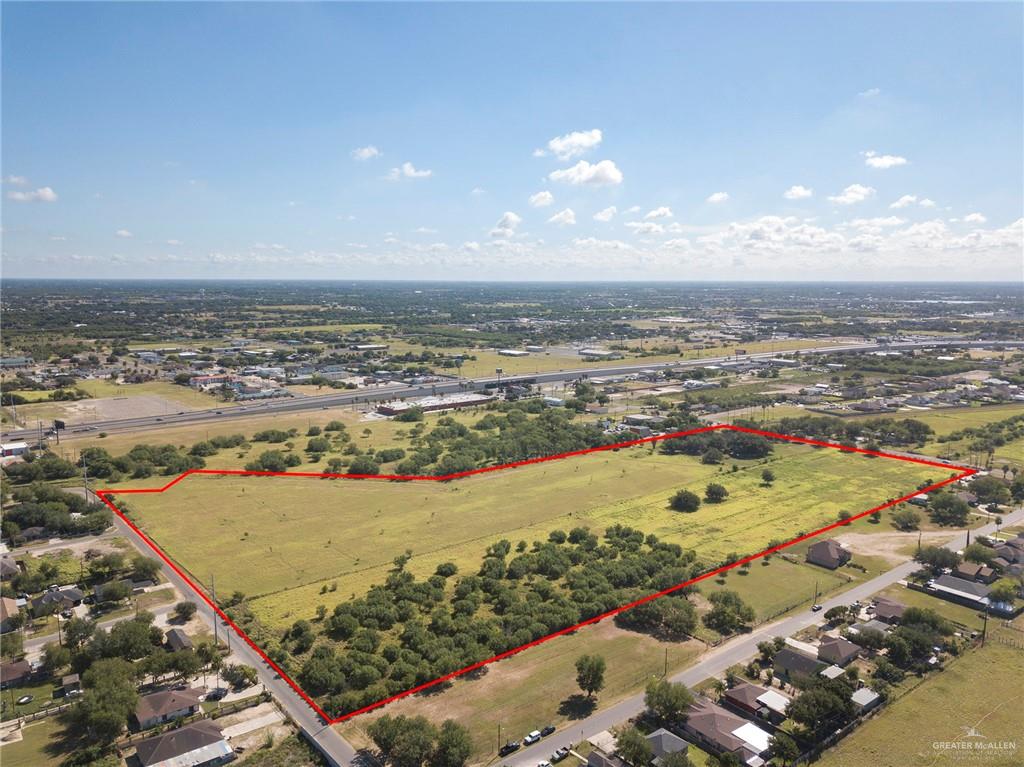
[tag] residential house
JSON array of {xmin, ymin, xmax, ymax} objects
[
  {"xmin": 805, "ymin": 539, "xmax": 851, "ymax": 570},
  {"xmin": 166, "ymin": 628, "xmax": 193, "ymax": 652},
  {"xmin": 681, "ymin": 698, "xmax": 772, "ymax": 767},
  {"xmin": 992, "ymin": 535, "xmax": 1024, "ymax": 577},
  {"xmin": 646, "ymin": 727, "xmax": 690, "ymax": 764},
  {"xmin": 0, "ymin": 659, "xmax": 32, "ymax": 689},
  {"xmin": 871, "ymin": 596, "xmax": 907, "ymax": 624},
  {"xmin": 0, "ymin": 556, "xmax": 20, "ymax": 580},
  {"xmin": 722, "ymin": 682, "xmax": 790, "ymax": 724},
  {"xmin": 848, "ymin": 619, "xmax": 892, "ymax": 637},
  {"xmin": 0, "ymin": 597, "xmax": 21, "ymax": 632},
  {"xmin": 134, "ymin": 688, "xmax": 204, "ymax": 730},
  {"xmin": 952, "ymin": 562, "xmax": 997, "ymax": 584},
  {"xmin": 587, "ymin": 752, "xmax": 629, "ymax": 767},
  {"xmin": 773, "ymin": 647, "xmax": 826, "ymax": 685},
  {"xmin": 15, "ymin": 526, "xmax": 47, "ymax": 543},
  {"xmin": 31, "ymin": 585, "xmax": 84, "ymax": 617},
  {"xmin": 818, "ymin": 636, "xmax": 863, "ymax": 666},
  {"xmin": 133, "ymin": 720, "xmax": 233, "ymax": 767},
  {"xmin": 928, "ymin": 573, "xmax": 991, "ymax": 609}
]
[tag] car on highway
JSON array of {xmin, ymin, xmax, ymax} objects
[
  {"xmin": 498, "ymin": 741, "xmax": 521, "ymax": 756},
  {"xmin": 524, "ymin": 730, "xmax": 542, "ymax": 745},
  {"xmin": 811, "ymin": 604, "xmax": 823, "ymax": 612}
]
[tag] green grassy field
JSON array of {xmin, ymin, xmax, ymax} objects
[
  {"xmin": 848, "ymin": 403, "xmax": 1024, "ymax": 436},
  {"xmin": 337, "ymin": 619, "xmax": 704, "ymax": 764},
  {"xmin": 0, "ymin": 718, "xmax": 67, "ymax": 767},
  {"xmin": 816, "ymin": 637, "xmax": 1024, "ymax": 767},
  {"xmin": 121, "ymin": 442, "xmax": 938, "ymax": 628}
]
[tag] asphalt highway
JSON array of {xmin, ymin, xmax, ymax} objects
[{"xmin": 7, "ymin": 338, "xmax": 1015, "ymax": 442}]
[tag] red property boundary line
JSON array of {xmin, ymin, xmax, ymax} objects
[{"xmin": 95, "ymin": 424, "xmax": 975, "ymax": 724}]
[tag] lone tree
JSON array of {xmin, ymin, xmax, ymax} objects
[
  {"xmin": 645, "ymin": 678, "xmax": 694, "ymax": 723},
  {"xmin": 670, "ymin": 489, "xmax": 701, "ymax": 513},
  {"xmin": 705, "ymin": 483, "xmax": 729, "ymax": 503},
  {"xmin": 615, "ymin": 727, "xmax": 654, "ymax": 766},
  {"xmin": 575, "ymin": 654, "xmax": 606, "ymax": 698},
  {"xmin": 761, "ymin": 469, "xmax": 775, "ymax": 486},
  {"xmin": 172, "ymin": 601, "xmax": 197, "ymax": 623}
]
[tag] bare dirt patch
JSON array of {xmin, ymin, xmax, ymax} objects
[{"xmin": 834, "ymin": 530, "xmax": 958, "ymax": 565}]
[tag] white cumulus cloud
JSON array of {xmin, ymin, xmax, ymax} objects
[
  {"xmin": 386, "ymin": 162, "xmax": 432, "ymax": 180},
  {"xmin": 538, "ymin": 129, "xmax": 603, "ymax": 161},
  {"xmin": 644, "ymin": 206, "xmax": 674, "ymax": 220},
  {"xmin": 964, "ymin": 212, "xmax": 987, "ymax": 224},
  {"xmin": 859, "ymin": 87, "xmax": 881, "ymax": 97},
  {"xmin": 548, "ymin": 159, "xmax": 623, "ymax": 187},
  {"xmin": 529, "ymin": 191, "xmax": 554, "ymax": 208},
  {"xmin": 547, "ymin": 208, "xmax": 576, "ymax": 226},
  {"xmin": 490, "ymin": 211, "xmax": 522, "ymax": 239},
  {"xmin": 7, "ymin": 186, "xmax": 58, "ymax": 202},
  {"xmin": 889, "ymin": 194, "xmax": 918, "ymax": 209},
  {"xmin": 706, "ymin": 192, "xmax": 730, "ymax": 204},
  {"xmin": 116, "ymin": 229, "xmax": 134, "ymax": 238},
  {"xmin": 783, "ymin": 185, "xmax": 813, "ymax": 200},
  {"xmin": 593, "ymin": 206, "xmax": 617, "ymax": 222},
  {"xmin": 625, "ymin": 221, "xmax": 664, "ymax": 235},
  {"xmin": 351, "ymin": 145, "xmax": 381, "ymax": 161},
  {"xmin": 919, "ymin": 198, "xmax": 937, "ymax": 208},
  {"xmin": 863, "ymin": 150, "xmax": 908, "ymax": 169},
  {"xmin": 828, "ymin": 184, "xmax": 875, "ymax": 205},
  {"xmin": 4, "ymin": 175, "xmax": 28, "ymax": 185}
]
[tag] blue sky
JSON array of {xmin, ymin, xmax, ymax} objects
[{"xmin": 3, "ymin": 2, "xmax": 1022, "ymax": 280}]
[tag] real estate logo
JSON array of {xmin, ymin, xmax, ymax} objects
[{"xmin": 931, "ymin": 724, "xmax": 1018, "ymax": 761}]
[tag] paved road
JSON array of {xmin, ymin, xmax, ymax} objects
[
  {"xmin": 71, "ymin": 488, "xmax": 359, "ymax": 767},
  {"xmin": 501, "ymin": 506, "xmax": 1024, "ymax": 767},
  {"xmin": 22, "ymin": 597, "xmax": 177, "ymax": 657},
  {"xmin": 9, "ymin": 339, "xmax": 1017, "ymax": 442}
]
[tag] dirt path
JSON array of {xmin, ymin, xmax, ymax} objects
[{"xmin": 834, "ymin": 530, "xmax": 958, "ymax": 565}]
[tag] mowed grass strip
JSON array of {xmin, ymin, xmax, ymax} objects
[{"xmin": 124, "ymin": 443, "xmax": 938, "ymax": 628}]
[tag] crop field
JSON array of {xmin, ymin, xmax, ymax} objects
[
  {"xmin": 117, "ymin": 440, "xmax": 939, "ymax": 628},
  {"xmin": 817, "ymin": 637, "xmax": 1024, "ymax": 767}
]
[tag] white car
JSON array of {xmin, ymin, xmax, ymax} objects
[{"xmin": 523, "ymin": 730, "xmax": 542, "ymax": 745}]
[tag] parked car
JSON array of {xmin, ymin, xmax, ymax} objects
[
  {"xmin": 206, "ymin": 688, "xmax": 228, "ymax": 701},
  {"xmin": 524, "ymin": 730, "xmax": 542, "ymax": 745},
  {"xmin": 499, "ymin": 741, "xmax": 521, "ymax": 757},
  {"xmin": 541, "ymin": 724, "xmax": 555, "ymax": 736},
  {"xmin": 551, "ymin": 747, "xmax": 571, "ymax": 763},
  {"xmin": 16, "ymin": 695, "xmax": 33, "ymax": 705},
  {"xmin": 811, "ymin": 604, "xmax": 823, "ymax": 612}
]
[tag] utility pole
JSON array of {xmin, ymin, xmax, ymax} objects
[
  {"xmin": 211, "ymin": 573, "xmax": 219, "ymax": 648},
  {"xmin": 981, "ymin": 608, "xmax": 989, "ymax": 647},
  {"xmin": 664, "ymin": 647, "xmax": 669, "ymax": 677}
]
